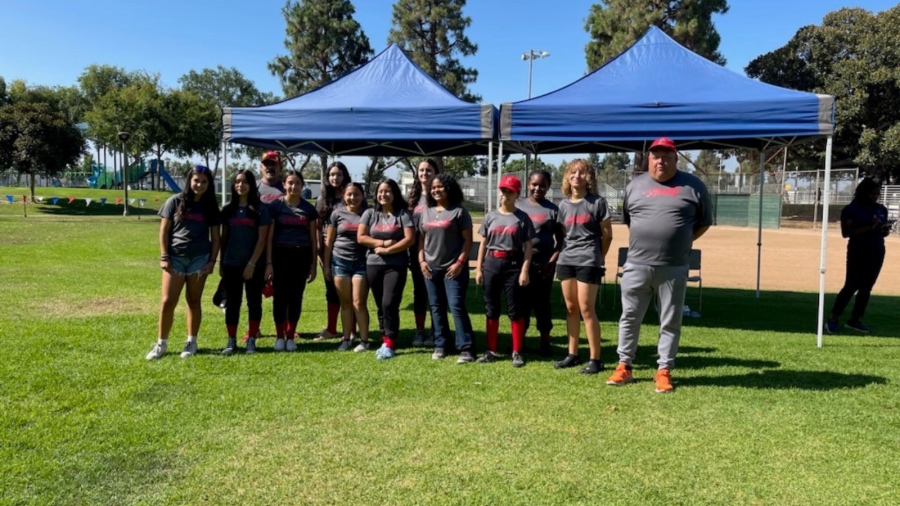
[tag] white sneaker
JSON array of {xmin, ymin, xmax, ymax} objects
[
  {"xmin": 146, "ymin": 341, "xmax": 167, "ymax": 360},
  {"xmin": 315, "ymin": 328, "xmax": 339, "ymax": 340},
  {"xmin": 180, "ymin": 340, "xmax": 197, "ymax": 359},
  {"xmin": 274, "ymin": 338, "xmax": 286, "ymax": 351},
  {"xmin": 285, "ymin": 338, "xmax": 297, "ymax": 352},
  {"xmin": 353, "ymin": 341, "xmax": 371, "ymax": 353}
]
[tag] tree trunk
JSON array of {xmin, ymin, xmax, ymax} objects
[
  {"xmin": 30, "ymin": 172, "xmax": 35, "ymax": 201},
  {"xmin": 320, "ymin": 154, "xmax": 328, "ymax": 182}
]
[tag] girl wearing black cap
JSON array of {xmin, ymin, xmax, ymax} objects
[
  {"xmin": 267, "ymin": 170, "xmax": 319, "ymax": 351},
  {"xmin": 417, "ymin": 174, "xmax": 477, "ymax": 363},
  {"xmin": 146, "ymin": 165, "xmax": 220, "ymax": 360},
  {"xmin": 474, "ymin": 175, "xmax": 534, "ymax": 367}
]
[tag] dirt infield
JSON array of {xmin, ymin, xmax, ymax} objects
[{"xmin": 473, "ymin": 223, "xmax": 900, "ymax": 295}]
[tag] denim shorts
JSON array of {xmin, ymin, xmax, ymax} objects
[
  {"xmin": 332, "ymin": 255, "xmax": 366, "ymax": 278},
  {"xmin": 170, "ymin": 254, "xmax": 210, "ymax": 276}
]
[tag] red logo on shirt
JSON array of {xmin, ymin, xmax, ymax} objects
[
  {"xmin": 565, "ymin": 214, "xmax": 591, "ymax": 226},
  {"xmin": 491, "ymin": 225, "xmax": 519, "ymax": 236},
  {"xmin": 229, "ymin": 218, "xmax": 254, "ymax": 226},
  {"xmin": 185, "ymin": 212, "xmax": 206, "ymax": 223},
  {"xmin": 373, "ymin": 224, "xmax": 399, "ymax": 233},
  {"xmin": 644, "ymin": 187, "xmax": 680, "ymax": 198},
  {"xmin": 414, "ymin": 204, "xmax": 425, "ymax": 214},
  {"xmin": 261, "ymin": 194, "xmax": 280, "ymax": 203},
  {"xmin": 339, "ymin": 223, "xmax": 359, "ymax": 232},
  {"xmin": 282, "ymin": 216, "xmax": 309, "ymax": 226},
  {"xmin": 423, "ymin": 219, "xmax": 452, "ymax": 230},
  {"xmin": 529, "ymin": 213, "xmax": 547, "ymax": 226}
]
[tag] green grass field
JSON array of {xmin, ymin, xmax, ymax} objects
[{"xmin": 1, "ymin": 215, "xmax": 899, "ymax": 505}]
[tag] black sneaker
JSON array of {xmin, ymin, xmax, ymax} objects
[
  {"xmin": 222, "ymin": 337, "xmax": 237, "ymax": 356},
  {"xmin": 845, "ymin": 320, "xmax": 871, "ymax": 333},
  {"xmin": 580, "ymin": 360, "xmax": 605, "ymax": 375},
  {"xmin": 337, "ymin": 339, "xmax": 354, "ymax": 351},
  {"xmin": 423, "ymin": 334, "xmax": 436, "ymax": 347},
  {"xmin": 554, "ymin": 354, "xmax": 582, "ymax": 369},
  {"xmin": 412, "ymin": 329, "xmax": 426, "ymax": 347},
  {"xmin": 476, "ymin": 351, "xmax": 499, "ymax": 363},
  {"xmin": 456, "ymin": 351, "xmax": 475, "ymax": 364},
  {"xmin": 431, "ymin": 347, "xmax": 446, "ymax": 360},
  {"xmin": 245, "ymin": 337, "xmax": 256, "ymax": 355},
  {"xmin": 511, "ymin": 352, "xmax": 525, "ymax": 368}
]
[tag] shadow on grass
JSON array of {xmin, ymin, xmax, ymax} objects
[
  {"xmin": 39, "ymin": 203, "xmax": 159, "ymax": 216},
  {"xmin": 677, "ymin": 370, "xmax": 887, "ymax": 390}
]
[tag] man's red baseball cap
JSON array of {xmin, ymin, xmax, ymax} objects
[
  {"xmin": 649, "ymin": 137, "xmax": 677, "ymax": 153},
  {"xmin": 498, "ymin": 175, "xmax": 522, "ymax": 194},
  {"xmin": 261, "ymin": 150, "xmax": 282, "ymax": 165}
]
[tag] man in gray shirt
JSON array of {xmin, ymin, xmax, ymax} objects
[{"xmin": 607, "ymin": 137, "xmax": 713, "ymax": 393}]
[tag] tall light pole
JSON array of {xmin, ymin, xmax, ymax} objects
[
  {"xmin": 522, "ymin": 50, "xmax": 550, "ymax": 173},
  {"xmin": 118, "ymin": 130, "xmax": 130, "ymax": 217}
]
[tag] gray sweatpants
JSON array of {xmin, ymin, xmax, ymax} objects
[{"xmin": 617, "ymin": 263, "xmax": 688, "ymax": 370}]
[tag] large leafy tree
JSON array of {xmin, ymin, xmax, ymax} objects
[
  {"xmin": 584, "ymin": 0, "xmax": 729, "ymax": 70},
  {"xmin": 0, "ymin": 102, "xmax": 85, "ymax": 199},
  {"xmin": 269, "ymin": 0, "xmax": 373, "ymax": 178},
  {"xmin": 388, "ymin": 0, "xmax": 480, "ymax": 102},
  {"xmin": 745, "ymin": 6, "xmax": 900, "ymax": 178}
]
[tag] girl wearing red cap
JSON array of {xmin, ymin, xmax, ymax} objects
[
  {"xmin": 323, "ymin": 183, "xmax": 371, "ymax": 352},
  {"xmin": 267, "ymin": 170, "xmax": 319, "ymax": 351},
  {"xmin": 554, "ymin": 159, "xmax": 612, "ymax": 374},
  {"xmin": 417, "ymin": 174, "xmax": 477, "ymax": 363},
  {"xmin": 474, "ymin": 175, "xmax": 534, "ymax": 367},
  {"xmin": 406, "ymin": 158, "xmax": 440, "ymax": 347},
  {"xmin": 218, "ymin": 169, "xmax": 271, "ymax": 355},
  {"xmin": 146, "ymin": 165, "xmax": 220, "ymax": 360}
]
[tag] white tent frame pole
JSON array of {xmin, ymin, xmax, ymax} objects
[
  {"xmin": 487, "ymin": 141, "xmax": 494, "ymax": 212},
  {"xmin": 756, "ymin": 150, "xmax": 764, "ymax": 298},
  {"xmin": 816, "ymin": 136, "xmax": 834, "ymax": 348},
  {"xmin": 222, "ymin": 140, "xmax": 228, "ymax": 206},
  {"xmin": 498, "ymin": 141, "xmax": 504, "ymax": 184}
]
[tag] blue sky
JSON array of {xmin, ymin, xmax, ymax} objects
[{"xmin": 1, "ymin": 0, "xmax": 896, "ymax": 176}]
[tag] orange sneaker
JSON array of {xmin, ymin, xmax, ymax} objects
[
  {"xmin": 654, "ymin": 369, "xmax": 674, "ymax": 394},
  {"xmin": 606, "ymin": 363, "xmax": 634, "ymax": 386}
]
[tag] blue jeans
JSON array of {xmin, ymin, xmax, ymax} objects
[{"xmin": 424, "ymin": 269, "xmax": 474, "ymax": 351}]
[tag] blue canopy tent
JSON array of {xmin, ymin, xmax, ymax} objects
[
  {"xmin": 223, "ymin": 44, "xmax": 496, "ymax": 159},
  {"xmin": 499, "ymin": 27, "xmax": 836, "ymax": 346}
]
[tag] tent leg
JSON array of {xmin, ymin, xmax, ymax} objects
[
  {"xmin": 498, "ymin": 141, "xmax": 504, "ymax": 184},
  {"xmin": 221, "ymin": 140, "xmax": 228, "ymax": 206},
  {"xmin": 756, "ymin": 151, "xmax": 764, "ymax": 298},
  {"xmin": 487, "ymin": 142, "xmax": 494, "ymax": 212},
  {"xmin": 816, "ymin": 136, "xmax": 834, "ymax": 348}
]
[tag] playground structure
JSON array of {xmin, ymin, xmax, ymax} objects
[{"xmin": 86, "ymin": 159, "xmax": 181, "ymax": 192}]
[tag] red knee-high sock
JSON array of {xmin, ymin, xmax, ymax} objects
[
  {"xmin": 383, "ymin": 336, "xmax": 396, "ymax": 350},
  {"xmin": 275, "ymin": 321, "xmax": 286, "ymax": 339},
  {"xmin": 287, "ymin": 319, "xmax": 299, "ymax": 339},
  {"xmin": 247, "ymin": 320, "xmax": 260, "ymax": 339},
  {"xmin": 486, "ymin": 318, "xmax": 500, "ymax": 353},
  {"xmin": 415, "ymin": 312, "xmax": 426, "ymax": 329},
  {"xmin": 540, "ymin": 332, "xmax": 551, "ymax": 345},
  {"xmin": 327, "ymin": 303, "xmax": 340, "ymax": 334},
  {"xmin": 226, "ymin": 325, "xmax": 238, "ymax": 338},
  {"xmin": 511, "ymin": 318, "xmax": 526, "ymax": 353}
]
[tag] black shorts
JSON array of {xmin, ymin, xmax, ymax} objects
[{"xmin": 556, "ymin": 264, "xmax": 605, "ymax": 284}]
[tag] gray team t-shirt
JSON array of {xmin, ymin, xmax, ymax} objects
[
  {"xmin": 329, "ymin": 208, "xmax": 366, "ymax": 262},
  {"xmin": 258, "ymin": 179, "xmax": 286, "ymax": 204},
  {"xmin": 418, "ymin": 205, "xmax": 473, "ymax": 270},
  {"xmin": 317, "ymin": 194, "xmax": 369, "ymax": 242},
  {"xmin": 623, "ymin": 171, "xmax": 713, "ymax": 266},
  {"xmin": 557, "ymin": 194, "xmax": 610, "ymax": 268},
  {"xmin": 360, "ymin": 208, "xmax": 414, "ymax": 266},
  {"xmin": 159, "ymin": 194, "xmax": 217, "ymax": 258},
  {"xmin": 269, "ymin": 198, "xmax": 319, "ymax": 248},
  {"xmin": 516, "ymin": 198, "xmax": 559, "ymax": 261},
  {"xmin": 222, "ymin": 204, "xmax": 272, "ymax": 266},
  {"xmin": 479, "ymin": 209, "xmax": 535, "ymax": 254}
]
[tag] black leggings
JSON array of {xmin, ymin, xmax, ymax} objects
[
  {"xmin": 408, "ymin": 252, "xmax": 429, "ymax": 315},
  {"xmin": 526, "ymin": 260, "xmax": 554, "ymax": 334},
  {"xmin": 222, "ymin": 263, "xmax": 264, "ymax": 326},
  {"xmin": 272, "ymin": 245, "xmax": 312, "ymax": 326},
  {"xmin": 483, "ymin": 256, "xmax": 525, "ymax": 320},
  {"xmin": 831, "ymin": 246, "xmax": 885, "ymax": 321},
  {"xmin": 367, "ymin": 264, "xmax": 407, "ymax": 339}
]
